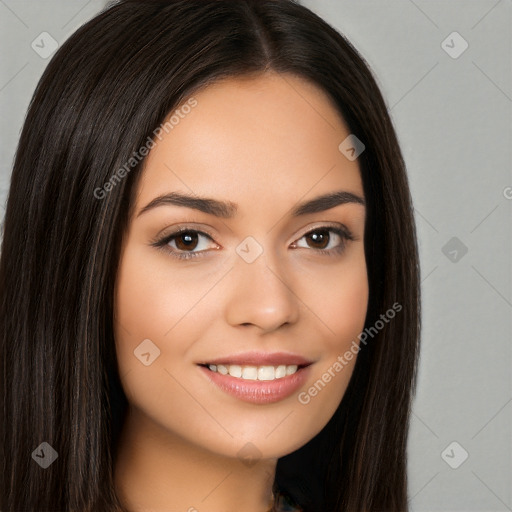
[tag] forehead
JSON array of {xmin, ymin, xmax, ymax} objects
[{"xmin": 135, "ymin": 71, "xmax": 364, "ymax": 214}]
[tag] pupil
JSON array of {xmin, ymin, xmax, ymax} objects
[
  {"xmin": 176, "ymin": 232, "xmax": 197, "ymax": 251},
  {"xmin": 308, "ymin": 230, "xmax": 329, "ymax": 249}
]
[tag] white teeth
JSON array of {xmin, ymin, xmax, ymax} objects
[
  {"xmin": 217, "ymin": 364, "xmax": 228, "ymax": 375},
  {"xmin": 228, "ymin": 365, "xmax": 242, "ymax": 378},
  {"xmin": 258, "ymin": 366, "xmax": 275, "ymax": 381},
  {"xmin": 242, "ymin": 366, "xmax": 258, "ymax": 380},
  {"xmin": 275, "ymin": 365, "xmax": 286, "ymax": 379},
  {"xmin": 206, "ymin": 363, "xmax": 301, "ymax": 380},
  {"xmin": 286, "ymin": 364, "xmax": 298, "ymax": 375}
]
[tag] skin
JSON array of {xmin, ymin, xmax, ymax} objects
[{"xmin": 113, "ymin": 71, "xmax": 368, "ymax": 512}]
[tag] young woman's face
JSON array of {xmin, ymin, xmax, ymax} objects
[{"xmin": 114, "ymin": 72, "xmax": 368, "ymax": 460}]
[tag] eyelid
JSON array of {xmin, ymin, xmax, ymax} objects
[
  {"xmin": 297, "ymin": 222, "xmax": 355, "ymax": 241},
  {"xmin": 153, "ymin": 221, "xmax": 355, "ymax": 243},
  {"xmin": 152, "ymin": 223, "xmax": 217, "ymax": 241}
]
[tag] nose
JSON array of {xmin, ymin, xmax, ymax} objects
[{"xmin": 224, "ymin": 249, "xmax": 300, "ymax": 334}]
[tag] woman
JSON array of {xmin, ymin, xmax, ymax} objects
[{"xmin": 0, "ymin": 1, "xmax": 421, "ymax": 511}]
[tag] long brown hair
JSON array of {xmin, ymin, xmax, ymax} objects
[{"xmin": 0, "ymin": 1, "xmax": 421, "ymax": 510}]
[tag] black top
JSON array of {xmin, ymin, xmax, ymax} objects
[{"xmin": 272, "ymin": 490, "xmax": 303, "ymax": 511}]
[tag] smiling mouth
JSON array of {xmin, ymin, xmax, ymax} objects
[{"xmin": 198, "ymin": 363, "xmax": 310, "ymax": 381}]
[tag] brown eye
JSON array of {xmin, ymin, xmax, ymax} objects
[
  {"xmin": 174, "ymin": 231, "xmax": 200, "ymax": 251},
  {"xmin": 304, "ymin": 229, "xmax": 331, "ymax": 250},
  {"xmin": 152, "ymin": 229, "xmax": 218, "ymax": 260},
  {"xmin": 292, "ymin": 226, "xmax": 354, "ymax": 256}
]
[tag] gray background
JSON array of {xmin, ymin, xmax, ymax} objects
[{"xmin": 1, "ymin": 1, "xmax": 511, "ymax": 510}]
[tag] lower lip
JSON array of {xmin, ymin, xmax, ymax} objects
[{"xmin": 198, "ymin": 365, "xmax": 312, "ymax": 404}]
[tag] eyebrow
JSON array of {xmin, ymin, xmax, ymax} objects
[{"xmin": 137, "ymin": 190, "xmax": 365, "ymax": 219}]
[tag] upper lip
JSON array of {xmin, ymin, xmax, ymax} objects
[{"xmin": 198, "ymin": 351, "xmax": 314, "ymax": 367}]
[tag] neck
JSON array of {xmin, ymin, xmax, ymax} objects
[{"xmin": 114, "ymin": 406, "xmax": 277, "ymax": 512}]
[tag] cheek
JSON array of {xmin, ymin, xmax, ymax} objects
[
  {"xmin": 115, "ymin": 241, "xmax": 198, "ymax": 343},
  {"xmin": 113, "ymin": 244, "xmax": 186, "ymax": 376},
  {"xmin": 328, "ymin": 270, "xmax": 368, "ymax": 349},
  {"xmin": 297, "ymin": 249, "xmax": 369, "ymax": 351},
  {"xmin": 113, "ymin": 244, "xmax": 222, "ymax": 378},
  {"xmin": 114, "ymin": 247, "xmax": 164, "ymax": 356},
  {"xmin": 288, "ymin": 252, "xmax": 368, "ymax": 429},
  {"xmin": 324, "ymin": 257, "xmax": 368, "ymax": 385},
  {"xmin": 113, "ymin": 245, "xmax": 217, "ymax": 433}
]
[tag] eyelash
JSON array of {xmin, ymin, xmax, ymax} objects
[{"xmin": 150, "ymin": 225, "xmax": 355, "ymax": 261}]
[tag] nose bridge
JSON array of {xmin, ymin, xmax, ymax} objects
[{"xmin": 224, "ymin": 235, "xmax": 300, "ymax": 331}]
